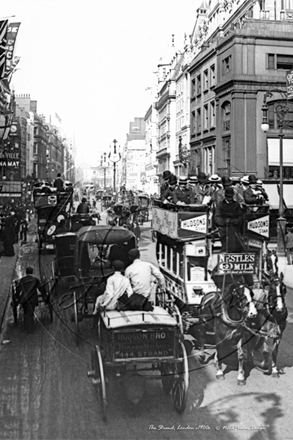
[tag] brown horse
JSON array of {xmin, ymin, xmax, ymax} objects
[
  {"xmin": 183, "ymin": 283, "xmax": 257, "ymax": 364},
  {"xmin": 212, "ymin": 283, "xmax": 259, "ymax": 385}
]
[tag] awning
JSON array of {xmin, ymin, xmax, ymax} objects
[
  {"xmin": 268, "ymin": 138, "xmax": 293, "ymax": 166},
  {"xmin": 262, "ymin": 183, "xmax": 293, "ymax": 209}
]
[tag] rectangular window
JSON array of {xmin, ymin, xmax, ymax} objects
[
  {"xmin": 222, "ymin": 55, "xmax": 232, "ymax": 74},
  {"xmin": 196, "ymin": 74, "xmax": 201, "ymax": 95},
  {"xmin": 204, "ymin": 69, "xmax": 209, "ymax": 90},
  {"xmin": 197, "ymin": 108, "xmax": 201, "ymax": 133},
  {"xmin": 277, "ymin": 54, "xmax": 293, "ymax": 70},
  {"xmin": 191, "ymin": 111, "xmax": 196, "ymax": 135},
  {"xmin": 191, "ymin": 78, "xmax": 196, "ymax": 98},
  {"xmin": 210, "ymin": 101, "xmax": 216, "ymax": 127},
  {"xmin": 222, "ymin": 139, "xmax": 231, "ymax": 166},
  {"xmin": 33, "ymin": 143, "xmax": 38, "ymax": 155},
  {"xmin": 268, "ymin": 54, "xmax": 275, "ymax": 69},
  {"xmin": 210, "ymin": 64, "xmax": 216, "ymax": 87},
  {"xmin": 204, "ymin": 104, "xmax": 209, "ymax": 130},
  {"xmin": 33, "ymin": 162, "xmax": 37, "ymax": 178}
]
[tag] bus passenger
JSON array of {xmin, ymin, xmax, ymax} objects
[
  {"xmin": 170, "ymin": 176, "xmax": 195, "ymax": 205},
  {"xmin": 160, "ymin": 170, "xmax": 172, "ymax": 200},
  {"xmin": 192, "ymin": 172, "xmax": 213, "ymax": 204},
  {"xmin": 243, "ymin": 174, "xmax": 268, "ymax": 207},
  {"xmin": 162, "ymin": 174, "xmax": 177, "ymax": 203}
]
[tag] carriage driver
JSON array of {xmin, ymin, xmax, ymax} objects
[{"xmin": 214, "ymin": 186, "xmax": 254, "ymax": 287}]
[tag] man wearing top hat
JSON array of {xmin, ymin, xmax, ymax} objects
[
  {"xmin": 162, "ymin": 174, "xmax": 178, "ymax": 203},
  {"xmin": 170, "ymin": 176, "xmax": 195, "ymax": 205},
  {"xmin": 160, "ymin": 170, "xmax": 172, "ymax": 200},
  {"xmin": 243, "ymin": 174, "xmax": 268, "ymax": 208},
  {"xmin": 214, "ymin": 186, "xmax": 244, "ymax": 253},
  {"xmin": 212, "ymin": 175, "xmax": 244, "ymax": 206},
  {"xmin": 192, "ymin": 172, "xmax": 213, "ymax": 204},
  {"xmin": 214, "ymin": 187, "xmax": 254, "ymax": 287}
]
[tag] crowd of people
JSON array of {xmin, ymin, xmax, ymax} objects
[
  {"xmin": 159, "ymin": 170, "xmax": 271, "ymax": 255},
  {"xmin": 160, "ymin": 170, "xmax": 269, "ymax": 208}
]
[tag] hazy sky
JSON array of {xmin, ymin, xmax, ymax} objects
[{"xmin": 1, "ymin": 0, "xmax": 199, "ymax": 166}]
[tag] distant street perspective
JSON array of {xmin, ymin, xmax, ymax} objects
[{"xmin": 1, "ymin": 1, "xmax": 293, "ymax": 440}]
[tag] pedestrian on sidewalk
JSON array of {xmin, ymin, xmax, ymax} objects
[
  {"xmin": 285, "ymin": 227, "xmax": 293, "ymax": 265},
  {"xmin": 16, "ymin": 267, "xmax": 47, "ymax": 333}
]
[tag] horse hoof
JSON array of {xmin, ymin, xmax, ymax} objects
[
  {"xmin": 198, "ymin": 354, "xmax": 206, "ymax": 364},
  {"xmin": 237, "ymin": 379, "xmax": 246, "ymax": 386},
  {"xmin": 216, "ymin": 374, "xmax": 225, "ymax": 381},
  {"xmin": 271, "ymin": 372, "xmax": 280, "ymax": 379}
]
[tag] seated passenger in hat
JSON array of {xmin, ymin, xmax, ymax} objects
[
  {"xmin": 192, "ymin": 172, "xmax": 213, "ymax": 204},
  {"xmin": 162, "ymin": 174, "xmax": 178, "ymax": 203},
  {"xmin": 243, "ymin": 174, "xmax": 268, "ymax": 207},
  {"xmin": 160, "ymin": 170, "xmax": 172, "ymax": 200},
  {"xmin": 187, "ymin": 175, "xmax": 198, "ymax": 190},
  {"xmin": 170, "ymin": 176, "xmax": 195, "ymax": 205},
  {"xmin": 211, "ymin": 175, "xmax": 244, "ymax": 206}
]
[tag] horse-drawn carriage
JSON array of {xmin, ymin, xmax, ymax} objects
[
  {"xmin": 33, "ymin": 186, "xmax": 73, "ymax": 250},
  {"xmin": 152, "ymin": 200, "xmax": 287, "ymax": 384},
  {"xmin": 58, "ymin": 225, "xmax": 137, "ymax": 343},
  {"xmin": 108, "ymin": 203, "xmax": 141, "ymax": 240},
  {"xmin": 88, "ymin": 301, "xmax": 189, "ymax": 420},
  {"xmin": 137, "ymin": 194, "xmax": 150, "ymax": 224},
  {"xmin": 55, "ymin": 224, "xmax": 189, "ymax": 418}
]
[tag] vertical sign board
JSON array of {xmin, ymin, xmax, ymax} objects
[{"xmin": 287, "ymin": 70, "xmax": 293, "ymax": 100}]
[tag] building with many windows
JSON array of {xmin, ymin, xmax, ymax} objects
[{"xmin": 148, "ymin": 0, "xmax": 293, "ymax": 188}]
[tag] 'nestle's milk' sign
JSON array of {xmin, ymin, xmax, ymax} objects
[
  {"xmin": 247, "ymin": 215, "xmax": 269, "ymax": 238},
  {"xmin": 180, "ymin": 214, "xmax": 207, "ymax": 233}
]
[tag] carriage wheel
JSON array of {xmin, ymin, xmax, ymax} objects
[
  {"xmin": 73, "ymin": 290, "xmax": 80, "ymax": 345},
  {"xmin": 172, "ymin": 341, "xmax": 189, "ymax": 414},
  {"xmin": 160, "ymin": 363, "xmax": 175, "ymax": 394},
  {"xmin": 91, "ymin": 345, "xmax": 107, "ymax": 421}
]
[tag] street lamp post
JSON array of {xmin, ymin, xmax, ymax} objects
[
  {"xmin": 101, "ymin": 153, "xmax": 108, "ymax": 190},
  {"xmin": 261, "ymin": 89, "xmax": 293, "ymax": 255},
  {"xmin": 108, "ymin": 139, "xmax": 121, "ymax": 203}
]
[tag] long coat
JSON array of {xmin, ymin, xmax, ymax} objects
[{"xmin": 214, "ymin": 199, "xmax": 244, "ymax": 252}]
